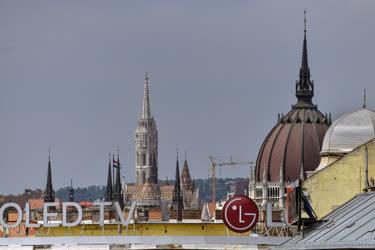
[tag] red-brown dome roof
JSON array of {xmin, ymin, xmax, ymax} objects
[
  {"xmin": 255, "ymin": 21, "xmax": 331, "ymax": 182},
  {"xmin": 255, "ymin": 107, "xmax": 330, "ymax": 182}
]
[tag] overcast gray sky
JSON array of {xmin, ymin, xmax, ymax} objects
[{"xmin": 1, "ymin": 1, "xmax": 374, "ymax": 194}]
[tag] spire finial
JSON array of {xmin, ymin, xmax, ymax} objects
[
  {"xmin": 363, "ymin": 88, "xmax": 367, "ymax": 109},
  {"xmin": 48, "ymin": 147, "xmax": 51, "ymax": 161},
  {"xmin": 184, "ymin": 149, "xmax": 187, "ymax": 161},
  {"xmin": 141, "ymin": 73, "xmax": 152, "ymax": 119},
  {"xmin": 176, "ymin": 145, "xmax": 179, "ymax": 160},
  {"xmin": 304, "ymin": 9, "xmax": 307, "ymax": 36}
]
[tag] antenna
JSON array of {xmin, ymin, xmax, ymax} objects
[{"xmin": 363, "ymin": 88, "xmax": 367, "ymax": 109}]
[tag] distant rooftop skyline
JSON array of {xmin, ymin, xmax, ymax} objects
[{"xmin": 1, "ymin": 1, "xmax": 374, "ymax": 194}]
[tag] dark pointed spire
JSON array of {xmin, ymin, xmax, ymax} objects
[
  {"xmin": 172, "ymin": 149, "xmax": 183, "ymax": 221},
  {"xmin": 112, "ymin": 154, "xmax": 115, "ymax": 190},
  {"xmin": 295, "ymin": 10, "xmax": 314, "ymax": 105},
  {"xmin": 105, "ymin": 153, "xmax": 113, "ymax": 201},
  {"xmin": 112, "ymin": 151, "xmax": 124, "ymax": 210},
  {"xmin": 69, "ymin": 178, "xmax": 74, "ymax": 202},
  {"xmin": 44, "ymin": 149, "xmax": 55, "ymax": 202},
  {"xmin": 363, "ymin": 88, "xmax": 367, "ymax": 109}
]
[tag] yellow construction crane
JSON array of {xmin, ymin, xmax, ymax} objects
[{"xmin": 209, "ymin": 156, "xmax": 254, "ymax": 209}]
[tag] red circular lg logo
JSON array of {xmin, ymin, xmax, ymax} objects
[{"xmin": 222, "ymin": 195, "xmax": 259, "ymax": 233}]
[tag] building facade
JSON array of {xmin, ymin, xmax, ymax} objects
[{"xmin": 304, "ymin": 104, "xmax": 375, "ymax": 218}]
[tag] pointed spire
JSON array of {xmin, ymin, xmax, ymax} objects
[
  {"xmin": 363, "ymin": 88, "xmax": 367, "ymax": 109},
  {"xmin": 175, "ymin": 152, "xmax": 180, "ymax": 190},
  {"xmin": 105, "ymin": 153, "xmax": 113, "ymax": 201},
  {"xmin": 44, "ymin": 149, "xmax": 55, "ymax": 202},
  {"xmin": 141, "ymin": 72, "xmax": 152, "ymax": 119},
  {"xmin": 295, "ymin": 9, "xmax": 314, "ymax": 105},
  {"xmin": 181, "ymin": 150, "xmax": 193, "ymax": 192},
  {"xmin": 69, "ymin": 178, "xmax": 74, "ymax": 202},
  {"xmin": 113, "ymin": 151, "xmax": 124, "ymax": 210},
  {"xmin": 172, "ymin": 149, "xmax": 183, "ymax": 221},
  {"xmin": 301, "ymin": 9, "xmax": 309, "ymax": 75}
]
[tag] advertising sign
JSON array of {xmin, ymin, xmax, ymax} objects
[{"xmin": 222, "ymin": 195, "xmax": 259, "ymax": 233}]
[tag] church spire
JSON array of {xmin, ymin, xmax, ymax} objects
[
  {"xmin": 295, "ymin": 10, "xmax": 314, "ymax": 105},
  {"xmin": 142, "ymin": 72, "xmax": 152, "ymax": 119},
  {"xmin": 113, "ymin": 151, "xmax": 124, "ymax": 210},
  {"xmin": 44, "ymin": 149, "xmax": 55, "ymax": 202},
  {"xmin": 69, "ymin": 178, "xmax": 74, "ymax": 202},
  {"xmin": 172, "ymin": 149, "xmax": 183, "ymax": 221},
  {"xmin": 181, "ymin": 150, "xmax": 193, "ymax": 192},
  {"xmin": 135, "ymin": 72, "xmax": 159, "ymax": 186},
  {"xmin": 105, "ymin": 153, "xmax": 113, "ymax": 201}
]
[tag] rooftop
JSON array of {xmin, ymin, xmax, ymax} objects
[{"xmin": 274, "ymin": 191, "xmax": 375, "ymax": 249}]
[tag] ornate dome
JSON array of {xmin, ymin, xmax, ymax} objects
[
  {"xmin": 321, "ymin": 108, "xmax": 375, "ymax": 155},
  {"xmin": 255, "ymin": 23, "xmax": 331, "ymax": 182}
]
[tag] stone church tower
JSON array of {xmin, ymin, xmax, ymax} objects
[
  {"xmin": 135, "ymin": 73, "xmax": 158, "ymax": 185},
  {"xmin": 125, "ymin": 73, "xmax": 199, "ymax": 215}
]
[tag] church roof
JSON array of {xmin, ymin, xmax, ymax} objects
[{"xmin": 321, "ymin": 108, "xmax": 375, "ymax": 155}]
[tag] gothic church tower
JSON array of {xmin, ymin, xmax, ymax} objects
[{"xmin": 135, "ymin": 73, "xmax": 158, "ymax": 185}]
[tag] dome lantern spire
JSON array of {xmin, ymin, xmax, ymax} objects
[{"xmin": 295, "ymin": 10, "xmax": 314, "ymax": 106}]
